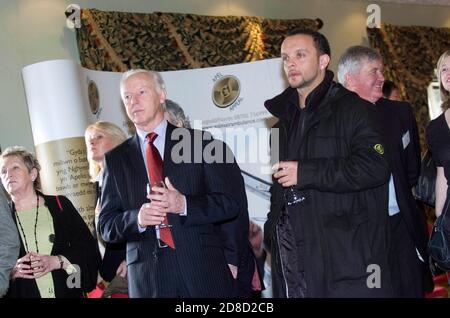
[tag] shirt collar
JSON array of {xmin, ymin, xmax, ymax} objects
[
  {"xmin": 136, "ymin": 119, "xmax": 168, "ymax": 145},
  {"xmin": 95, "ymin": 170, "xmax": 104, "ymax": 187}
]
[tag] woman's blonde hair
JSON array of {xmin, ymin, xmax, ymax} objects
[
  {"xmin": 436, "ymin": 50, "xmax": 450, "ymax": 111},
  {"xmin": 0, "ymin": 146, "xmax": 41, "ymax": 190},
  {"xmin": 85, "ymin": 121, "xmax": 127, "ymax": 181}
]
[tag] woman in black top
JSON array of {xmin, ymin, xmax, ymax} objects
[{"xmin": 426, "ymin": 50, "xmax": 450, "ymax": 233}]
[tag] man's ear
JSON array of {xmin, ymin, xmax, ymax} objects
[
  {"xmin": 344, "ymin": 73, "xmax": 354, "ymax": 89},
  {"xmin": 319, "ymin": 54, "xmax": 330, "ymax": 70},
  {"xmin": 159, "ymin": 89, "xmax": 167, "ymax": 105}
]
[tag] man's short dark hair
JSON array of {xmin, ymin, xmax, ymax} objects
[{"xmin": 286, "ymin": 28, "xmax": 331, "ymax": 57}]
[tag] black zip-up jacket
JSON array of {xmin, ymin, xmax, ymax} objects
[{"xmin": 264, "ymin": 71, "xmax": 393, "ymax": 297}]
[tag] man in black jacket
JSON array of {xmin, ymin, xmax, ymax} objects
[
  {"xmin": 337, "ymin": 46, "xmax": 433, "ymax": 297},
  {"xmin": 264, "ymin": 29, "xmax": 393, "ymax": 297}
]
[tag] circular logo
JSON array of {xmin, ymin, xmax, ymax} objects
[
  {"xmin": 87, "ymin": 80, "xmax": 100, "ymax": 115},
  {"xmin": 212, "ymin": 75, "xmax": 240, "ymax": 108}
]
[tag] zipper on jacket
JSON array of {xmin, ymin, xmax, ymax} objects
[
  {"xmin": 276, "ymin": 122, "xmax": 290, "ymax": 297},
  {"xmin": 275, "ymin": 224, "xmax": 290, "ymax": 298},
  {"xmin": 281, "ymin": 123, "xmax": 288, "ymax": 161},
  {"xmin": 300, "ymin": 113, "xmax": 306, "ymax": 148}
]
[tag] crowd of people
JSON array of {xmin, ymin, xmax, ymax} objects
[{"xmin": 0, "ymin": 29, "xmax": 449, "ymax": 298}]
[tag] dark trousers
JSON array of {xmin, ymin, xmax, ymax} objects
[
  {"xmin": 388, "ymin": 213, "xmax": 426, "ymax": 298},
  {"xmin": 155, "ymin": 245, "xmax": 190, "ymax": 298}
]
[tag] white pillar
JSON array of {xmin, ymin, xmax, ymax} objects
[{"xmin": 22, "ymin": 59, "xmax": 95, "ymax": 232}]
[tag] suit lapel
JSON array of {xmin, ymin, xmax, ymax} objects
[
  {"xmin": 375, "ymin": 99, "xmax": 397, "ymax": 167},
  {"xmin": 163, "ymin": 123, "xmax": 178, "ymax": 177},
  {"xmin": 162, "ymin": 123, "xmax": 182, "ymax": 226},
  {"xmin": 126, "ymin": 134, "xmax": 149, "ymax": 181}
]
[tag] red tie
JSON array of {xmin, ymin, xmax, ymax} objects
[{"xmin": 146, "ymin": 132, "xmax": 175, "ymax": 249}]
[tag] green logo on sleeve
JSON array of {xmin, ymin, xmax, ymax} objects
[{"xmin": 373, "ymin": 144, "xmax": 384, "ymax": 155}]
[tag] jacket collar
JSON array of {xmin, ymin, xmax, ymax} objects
[
  {"xmin": 264, "ymin": 70, "xmax": 335, "ymax": 120},
  {"xmin": 303, "ymin": 70, "xmax": 334, "ymax": 112}
]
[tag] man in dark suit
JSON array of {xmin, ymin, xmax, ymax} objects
[
  {"xmin": 213, "ymin": 152, "xmax": 264, "ymax": 297},
  {"xmin": 98, "ymin": 69, "xmax": 239, "ymax": 298},
  {"xmin": 338, "ymin": 46, "xmax": 433, "ymax": 297}
]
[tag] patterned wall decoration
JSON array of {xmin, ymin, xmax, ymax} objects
[{"xmin": 75, "ymin": 8, "xmax": 320, "ymax": 72}]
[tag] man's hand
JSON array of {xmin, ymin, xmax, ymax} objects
[
  {"xmin": 272, "ymin": 161, "xmax": 298, "ymax": 187},
  {"xmin": 148, "ymin": 177, "xmax": 186, "ymax": 214},
  {"xmin": 137, "ymin": 202, "xmax": 166, "ymax": 227},
  {"xmin": 116, "ymin": 260, "xmax": 127, "ymax": 278},
  {"xmin": 249, "ymin": 221, "xmax": 263, "ymax": 258}
]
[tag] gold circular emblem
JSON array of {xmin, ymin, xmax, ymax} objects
[
  {"xmin": 88, "ymin": 80, "xmax": 100, "ymax": 115},
  {"xmin": 374, "ymin": 144, "xmax": 384, "ymax": 155},
  {"xmin": 212, "ymin": 75, "xmax": 240, "ymax": 108}
]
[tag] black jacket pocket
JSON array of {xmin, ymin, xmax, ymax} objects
[{"xmin": 322, "ymin": 210, "xmax": 371, "ymax": 282}]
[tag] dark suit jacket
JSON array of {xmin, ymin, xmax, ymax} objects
[
  {"xmin": 213, "ymin": 142, "xmax": 263, "ymax": 297},
  {"xmin": 375, "ymin": 98, "xmax": 430, "ymax": 261},
  {"xmin": 98, "ymin": 123, "xmax": 239, "ymax": 298},
  {"xmin": 93, "ymin": 182, "xmax": 126, "ymax": 283}
]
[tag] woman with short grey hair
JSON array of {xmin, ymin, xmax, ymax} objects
[{"xmin": 0, "ymin": 146, "xmax": 100, "ymax": 297}]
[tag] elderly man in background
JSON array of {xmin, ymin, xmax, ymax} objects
[{"xmin": 338, "ymin": 45, "xmax": 433, "ymax": 297}]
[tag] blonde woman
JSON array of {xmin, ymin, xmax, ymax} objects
[
  {"xmin": 426, "ymin": 50, "xmax": 450, "ymax": 270},
  {"xmin": 426, "ymin": 50, "xmax": 450, "ymax": 220},
  {"xmin": 85, "ymin": 122, "xmax": 127, "ymax": 288}
]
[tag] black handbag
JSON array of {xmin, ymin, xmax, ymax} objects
[
  {"xmin": 414, "ymin": 151, "xmax": 436, "ymax": 207},
  {"xmin": 428, "ymin": 201, "xmax": 450, "ymax": 272}
]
